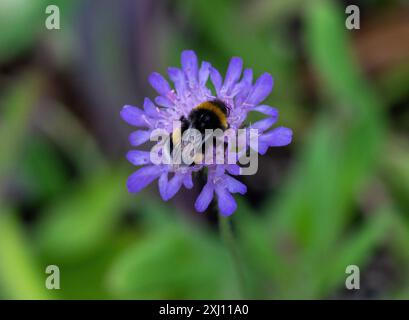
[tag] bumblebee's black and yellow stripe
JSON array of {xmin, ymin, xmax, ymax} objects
[
  {"xmin": 167, "ymin": 99, "xmax": 229, "ymax": 165},
  {"xmin": 171, "ymin": 99, "xmax": 229, "ymax": 145},
  {"xmin": 183, "ymin": 99, "xmax": 229, "ymax": 133}
]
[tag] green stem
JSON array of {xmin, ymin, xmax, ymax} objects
[{"xmin": 218, "ymin": 214, "xmax": 246, "ymax": 298}]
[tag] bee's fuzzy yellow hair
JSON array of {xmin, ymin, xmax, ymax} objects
[{"xmin": 195, "ymin": 101, "xmax": 228, "ymax": 129}]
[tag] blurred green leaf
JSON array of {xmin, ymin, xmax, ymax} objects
[
  {"xmin": 319, "ymin": 208, "xmax": 394, "ymax": 297},
  {"xmin": 0, "ymin": 209, "xmax": 49, "ymax": 299},
  {"xmin": 32, "ymin": 101, "xmax": 107, "ymax": 175},
  {"xmin": 0, "ymin": 0, "xmax": 44, "ymax": 62},
  {"xmin": 36, "ymin": 167, "xmax": 128, "ymax": 260},
  {"xmin": 379, "ymin": 62, "xmax": 409, "ymax": 109},
  {"xmin": 385, "ymin": 210, "xmax": 409, "ymax": 299},
  {"xmin": 20, "ymin": 135, "xmax": 69, "ymax": 200},
  {"xmin": 0, "ymin": 74, "xmax": 40, "ymax": 188},
  {"xmin": 108, "ymin": 198, "xmax": 236, "ymax": 299},
  {"xmin": 45, "ymin": 236, "xmax": 132, "ymax": 300},
  {"xmin": 237, "ymin": 0, "xmax": 388, "ymax": 299},
  {"xmin": 108, "ymin": 221, "xmax": 235, "ymax": 299},
  {"xmin": 283, "ymin": 0, "xmax": 383, "ymax": 262},
  {"xmin": 243, "ymin": 0, "xmax": 305, "ymax": 30},
  {"xmin": 381, "ymin": 138, "xmax": 409, "ymax": 212},
  {"xmin": 0, "ymin": 0, "xmax": 79, "ymax": 62}
]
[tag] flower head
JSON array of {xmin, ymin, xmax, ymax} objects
[{"xmin": 121, "ymin": 50, "xmax": 292, "ymax": 216}]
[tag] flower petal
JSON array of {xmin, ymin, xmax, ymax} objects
[
  {"xmin": 199, "ymin": 61, "xmax": 211, "ymax": 86},
  {"xmin": 149, "ymin": 72, "xmax": 172, "ymax": 96},
  {"xmin": 120, "ymin": 105, "xmax": 148, "ymax": 127},
  {"xmin": 226, "ymin": 164, "xmax": 241, "ymax": 175},
  {"xmin": 143, "ymin": 98, "xmax": 158, "ymax": 118},
  {"xmin": 233, "ymin": 68, "xmax": 253, "ymax": 105},
  {"xmin": 246, "ymin": 73, "xmax": 273, "ymax": 106},
  {"xmin": 127, "ymin": 166, "xmax": 162, "ymax": 193},
  {"xmin": 195, "ymin": 182, "xmax": 214, "ymax": 212},
  {"xmin": 129, "ymin": 130, "xmax": 151, "ymax": 146},
  {"xmin": 158, "ymin": 172, "xmax": 168, "ymax": 200},
  {"xmin": 168, "ymin": 67, "xmax": 187, "ymax": 97},
  {"xmin": 215, "ymin": 163, "xmax": 226, "ymax": 176},
  {"xmin": 183, "ymin": 171, "xmax": 194, "ymax": 189},
  {"xmin": 126, "ymin": 150, "xmax": 151, "ymax": 166},
  {"xmin": 221, "ymin": 57, "xmax": 243, "ymax": 94},
  {"xmin": 253, "ymin": 105, "xmax": 278, "ymax": 117},
  {"xmin": 164, "ymin": 173, "xmax": 184, "ymax": 200},
  {"xmin": 181, "ymin": 50, "xmax": 198, "ymax": 88},
  {"xmin": 225, "ymin": 176, "xmax": 247, "ymax": 195},
  {"xmin": 258, "ymin": 142, "xmax": 269, "ymax": 155},
  {"xmin": 210, "ymin": 67, "xmax": 223, "ymax": 94},
  {"xmin": 260, "ymin": 126, "xmax": 293, "ymax": 147},
  {"xmin": 240, "ymin": 68, "xmax": 253, "ymax": 87},
  {"xmin": 215, "ymin": 187, "xmax": 237, "ymax": 216},
  {"xmin": 250, "ymin": 117, "xmax": 277, "ymax": 132},
  {"xmin": 155, "ymin": 96, "xmax": 173, "ymax": 108}
]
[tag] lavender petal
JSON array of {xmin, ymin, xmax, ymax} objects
[
  {"xmin": 210, "ymin": 67, "xmax": 223, "ymax": 94},
  {"xmin": 164, "ymin": 173, "xmax": 184, "ymax": 200},
  {"xmin": 127, "ymin": 166, "xmax": 162, "ymax": 193},
  {"xmin": 221, "ymin": 57, "xmax": 243, "ymax": 94},
  {"xmin": 258, "ymin": 142, "xmax": 269, "ymax": 155},
  {"xmin": 199, "ymin": 61, "xmax": 211, "ymax": 86},
  {"xmin": 183, "ymin": 171, "xmax": 194, "ymax": 189},
  {"xmin": 246, "ymin": 73, "xmax": 273, "ymax": 106},
  {"xmin": 260, "ymin": 126, "xmax": 293, "ymax": 147},
  {"xmin": 215, "ymin": 187, "xmax": 237, "ymax": 216},
  {"xmin": 234, "ymin": 68, "xmax": 253, "ymax": 106},
  {"xmin": 126, "ymin": 150, "xmax": 151, "ymax": 166},
  {"xmin": 158, "ymin": 172, "xmax": 168, "ymax": 201},
  {"xmin": 250, "ymin": 117, "xmax": 277, "ymax": 132},
  {"xmin": 225, "ymin": 176, "xmax": 247, "ymax": 195},
  {"xmin": 120, "ymin": 105, "xmax": 149, "ymax": 127},
  {"xmin": 143, "ymin": 98, "xmax": 159, "ymax": 117},
  {"xmin": 226, "ymin": 164, "xmax": 241, "ymax": 175},
  {"xmin": 129, "ymin": 130, "xmax": 151, "ymax": 146},
  {"xmin": 155, "ymin": 96, "xmax": 173, "ymax": 108},
  {"xmin": 253, "ymin": 105, "xmax": 278, "ymax": 117},
  {"xmin": 181, "ymin": 50, "xmax": 198, "ymax": 88},
  {"xmin": 149, "ymin": 72, "xmax": 172, "ymax": 96},
  {"xmin": 195, "ymin": 182, "xmax": 214, "ymax": 212},
  {"xmin": 168, "ymin": 67, "xmax": 187, "ymax": 97}
]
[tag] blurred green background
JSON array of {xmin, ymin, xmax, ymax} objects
[{"xmin": 0, "ymin": 0, "xmax": 408, "ymax": 299}]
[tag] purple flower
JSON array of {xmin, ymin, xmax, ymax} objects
[{"xmin": 121, "ymin": 50, "xmax": 292, "ymax": 216}]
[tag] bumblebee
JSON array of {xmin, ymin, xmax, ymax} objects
[
  {"xmin": 180, "ymin": 99, "xmax": 229, "ymax": 134},
  {"xmin": 168, "ymin": 99, "xmax": 230, "ymax": 166}
]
